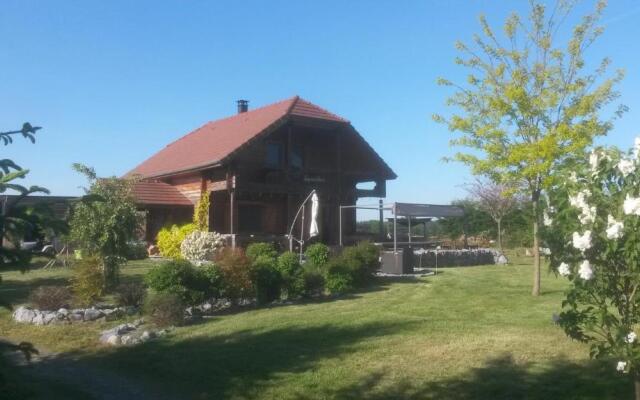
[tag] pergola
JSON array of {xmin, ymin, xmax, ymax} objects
[{"xmin": 339, "ymin": 202, "xmax": 465, "ymax": 252}]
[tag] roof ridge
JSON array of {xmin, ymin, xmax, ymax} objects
[{"xmin": 291, "ymin": 96, "xmax": 349, "ymax": 123}]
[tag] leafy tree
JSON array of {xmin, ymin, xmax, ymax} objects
[
  {"xmin": 434, "ymin": 0, "xmax": 625, "ymax": 295},
  {"xmin": 465, "ymin": 179, "xmax": 517, "ymax": 252},
  {"xmin": 438, "ymin": 199, "xmax": 494, "ymax": 240},
  {"xmin": 69, "ymin": 164, "xmax": 142, "ymax": 289},
  {"xmin": 545, "ymin": 139, "xmax": 640, "ymax": 398}
]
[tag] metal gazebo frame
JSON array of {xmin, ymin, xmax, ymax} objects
[{"xmin": 339, "ymin": 201, "xmax": 465, "ymax": 252}]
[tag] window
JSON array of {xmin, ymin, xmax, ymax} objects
[
  {"xmin": 238, "ymin": 204, "xmax": 263, "ymax": 233},
  {"xmin": 291, "ymin": 145, "xmax": 304, "ymax": 172},
  {"xmin": 265, "ymin": 142, "xmax": 283, "ymax": 169}
]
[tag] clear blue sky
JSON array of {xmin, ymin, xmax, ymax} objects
[{"xmin": 1, "ymin": 0, "xmax": 639, "ymax": 204}]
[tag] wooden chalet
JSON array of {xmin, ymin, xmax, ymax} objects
[{"xmin": 128, "ymin": 96, "xmax": 396, "ymax": 247}]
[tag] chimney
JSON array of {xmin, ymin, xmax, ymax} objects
[{"xmin": 237, "ymin": 99, "xmax": 249, "ymax": 114}]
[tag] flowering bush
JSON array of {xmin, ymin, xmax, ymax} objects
[
  {"xmin": 544, "ymin": 137, "xmax": 640, "ymax": 391},
  {"xmin": 180, "ymin": 230, "xmax": 224, "ymax": 264},
  {"xmin": 156, "ymin": 223, "xmax": 196, "ymax": 259}
]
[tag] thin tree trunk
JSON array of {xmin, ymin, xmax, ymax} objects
[
  {"xmin": 532, "ymin": 191, "xmax": 541, "ymax": 296},
  {"xmin": 635, "ymin": 376, "xmax": 640, "ymax": 400},
  {"xmin": 497, "ymin": 218, "xmax": 503, "ymax": 253}
]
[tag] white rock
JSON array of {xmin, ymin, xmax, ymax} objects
[
  {"xmin": 83, "ymin": 308, "xmax": 104, "ymax": 321},
  {"xmin": 57, "ymin": 308, "xmax": 70, "ymax": 316},
  {"xmin": 13, "ymin": 307, "xmax": 37, "ymax": 323},
  {"xmin": 69, "ymin": 312, "xmax": 84, "ymax": 322},
  {"xmin": 105, "ymin": 334, "xmax": 121, "ymax": 346},
  {"xmin": 121, "ymin": 335, "xmax": 141, "ymax": 346},
  {"xmin": 140, "ymin": 330, "xmax": 155, "ymax": 341}
]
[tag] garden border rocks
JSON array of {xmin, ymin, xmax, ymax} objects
[
  {"xmin": 98, "ymin": 318, "xmax": 169, "ymax": 346},
  {"xmin": 12, "ymin": 305, "xmax": 139, "ymax": 325}
]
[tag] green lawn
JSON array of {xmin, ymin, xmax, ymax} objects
[{"xmin": 0, "ymin": 255, "xmax": 632, "ymax": 399}]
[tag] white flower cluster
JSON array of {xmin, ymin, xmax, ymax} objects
[
  {"xmin": 589, "ymin": 151, "xmax": 601, "ymax": 175},
  {"xmin": 543, "ymin": 210, "xmax": 553, "ymax": 227},
  {"xmin": 634, "ymin": 137, "xmax": 640, "ymax": 159},
  {"xmin": 180, "ymin": 230, "xmax": 225, "ymax": 264},
  {"xmin": 617, "ymin": 361, "xmax": 627, "ymax": 373},
  {"xmin": 617, "ymin": 158, "xmax": 635, "ymax": 177},
  {"xmin": 569, "ymin": 190, "xmax": 596, "ymax": 225},
  {"xmin": 606, "ymin": 215, "xmax": 624, "ymax": 240},
  {"xmin": 572, "ymin": 231, "xmax": 592, "ymax": 252},
  {"xmin": 577, "ymin": 260, "xmax": 593, "ymax": 280},
  {"xmin": 624, "ymin": 194, "xmax": 640, "ymax": 216},
  {"xmin": 626, "ymin": 331, "xmax": 637, "ymax": 344},
  {"xmin": 558, "ymin": 262, "xmax": 570, "ymax": 277}
]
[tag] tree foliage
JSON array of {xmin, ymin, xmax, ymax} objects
[
  {"xmin": 434, "ymin": 0, "xmax": 625, "ymax": 295},
  {"xmin": 0, "ymin": 124, "xmax": 66, "ymax": 270},
  {"xmin": 69, "ymin": 164, "xmax": 142, "ymax": 288},
  {"xmin": 545, "ymin": 138, "xmax": 640, "ymax": 396},
  {"xmin": 193, "ymin": 190, "xmax": 210, "ymax": 232},
  {"xmin": 465, "ymin": 179, "xmax": 518, "ymax": 251}
]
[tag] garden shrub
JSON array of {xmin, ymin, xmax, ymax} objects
[
  {"xmin": 143, "ymin": 292, "xmax": 184, "ymax": 327},
  {"xmin": 341, "ymin": 241, "xmax": 380, "ymax": 286},
  {"xmin": 251, "ymin": 254, "xmax": 282, "ymax": 304},
  {"xmin": 144, "ymin": 259, "xmax": 209, "ymax": 305},
  {"xmin": 302, "ymin": 270, "xmax": 325, "ymax": 298},
  {"xmin": 276, "ymin": 251, "xmax": 305, "ymax": 299},
  {"xmin": 70, "ymin": 257, "xmax": 104, "ymax": 307},
  {"xmin": 199, "ymin": 263, "xmax": 225, "ymax": 299},
  {"xmin": 125, "ymin": 241, "xmax": 148, "ymax": 260},
  {"xmin": 114, "ymin": 281, "xmax": 146, "ymax": 307},
  {"xmin": 245, "ymin": 242, "xmax": 278, "ymax": 262},
  {"xmin": 29, "ymin": 286, "xmax": 72, "ymax": 310},
  {"xmin": 324, "ymin": 259, "xmax": 354, "ymax": 294},
  {"xmin": 215, "ymin": 248, "xmax": 253, "ymax": 301},
  {"xmin": 180, "ymin": 230, "xmax": 224, "ymax": 264},
  {"xmin": 304, "ymin": 243, "xmax": 330, "ymax": 270},
  {"xmin": 156, "ymin": 223, "xmax": 196, "ymax": 259}
]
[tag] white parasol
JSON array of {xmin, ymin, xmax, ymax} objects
[{"xmin": 309, "ymin": 193, "xmax": 319, "ymax": 238}]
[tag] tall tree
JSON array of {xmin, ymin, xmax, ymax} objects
[
  {"xmin": 434, "ymin": 0, "xmax": 625, "ymax": 295},
  {"xmin": 465, "ymin": 179, "xmax": 517, "ymax": 253}
]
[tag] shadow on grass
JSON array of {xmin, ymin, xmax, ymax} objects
[
  {"xmin": 300, "ymin": 354, "xmax": 630, "ymax": 400},
  {"xmin": 61, "ymin": 321, "xmax": 415, "ymax": 399},
  {"xmin": 0, "ymin": 276, "xmax": 70, "ymax": 306}
]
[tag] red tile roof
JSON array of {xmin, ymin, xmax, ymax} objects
[
  {"xmin": 127, "ymin": 96, "xmax": 349, "ymax": 178},
  {"xmin": 131, "ymin": 181, "xmax": 193, "ymax": 206}
]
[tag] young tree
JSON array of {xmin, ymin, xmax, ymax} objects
[
  {"xmin": 465, "ymin": 179, "xmax": 517, "ymax": 252},
  {"xmin": 434, "ymin": 0, "xmax": 625, "ymax": 295},
  {"xmin": 69, "ymin": 164, "xmax": 142, "ymax": 289},
  {"xmin": 545, "ymin": 138, "xmax": 640, "ymax": 399}
]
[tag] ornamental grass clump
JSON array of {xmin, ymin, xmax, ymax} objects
[{"xmin": 544, "ymin": 137, "xmax": 640, "ymax": 396}]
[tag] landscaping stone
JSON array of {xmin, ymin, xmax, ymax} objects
[
  {"xmin": 12, "ymin": 305, "xmax": 140, "ymax": 325},
  {"xmin": 13, "ymin": 307, "xmax": 37, "ymax": 324},
  {"xmin": 99, "ymin": 321, "xmax": 166, "ymax": 346},
  {"xmin": 83, "ymin": 308, "xmax": 105, "ymax": 322}
]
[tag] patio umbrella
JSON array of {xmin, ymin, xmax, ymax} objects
[{"xmin": 309, "ymin": 192, "xmax": 319, "ymax": 238}]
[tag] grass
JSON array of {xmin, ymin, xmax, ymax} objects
[{"xmin": 0, "ymin": 254, "xmax": 633, "ymax": 399}]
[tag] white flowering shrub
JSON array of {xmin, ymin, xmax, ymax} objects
[
  {"xmin": 180, "ymin": 230, "xmax": 225, "ymax": 264},
  {"xmin": 544, "ymin": 137, "xmax": 640, "ymax": 384}
]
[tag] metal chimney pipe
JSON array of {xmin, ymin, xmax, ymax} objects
[{"xmin": 237, "ymin": 100, "xmax": 249, "ymax": 114}]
